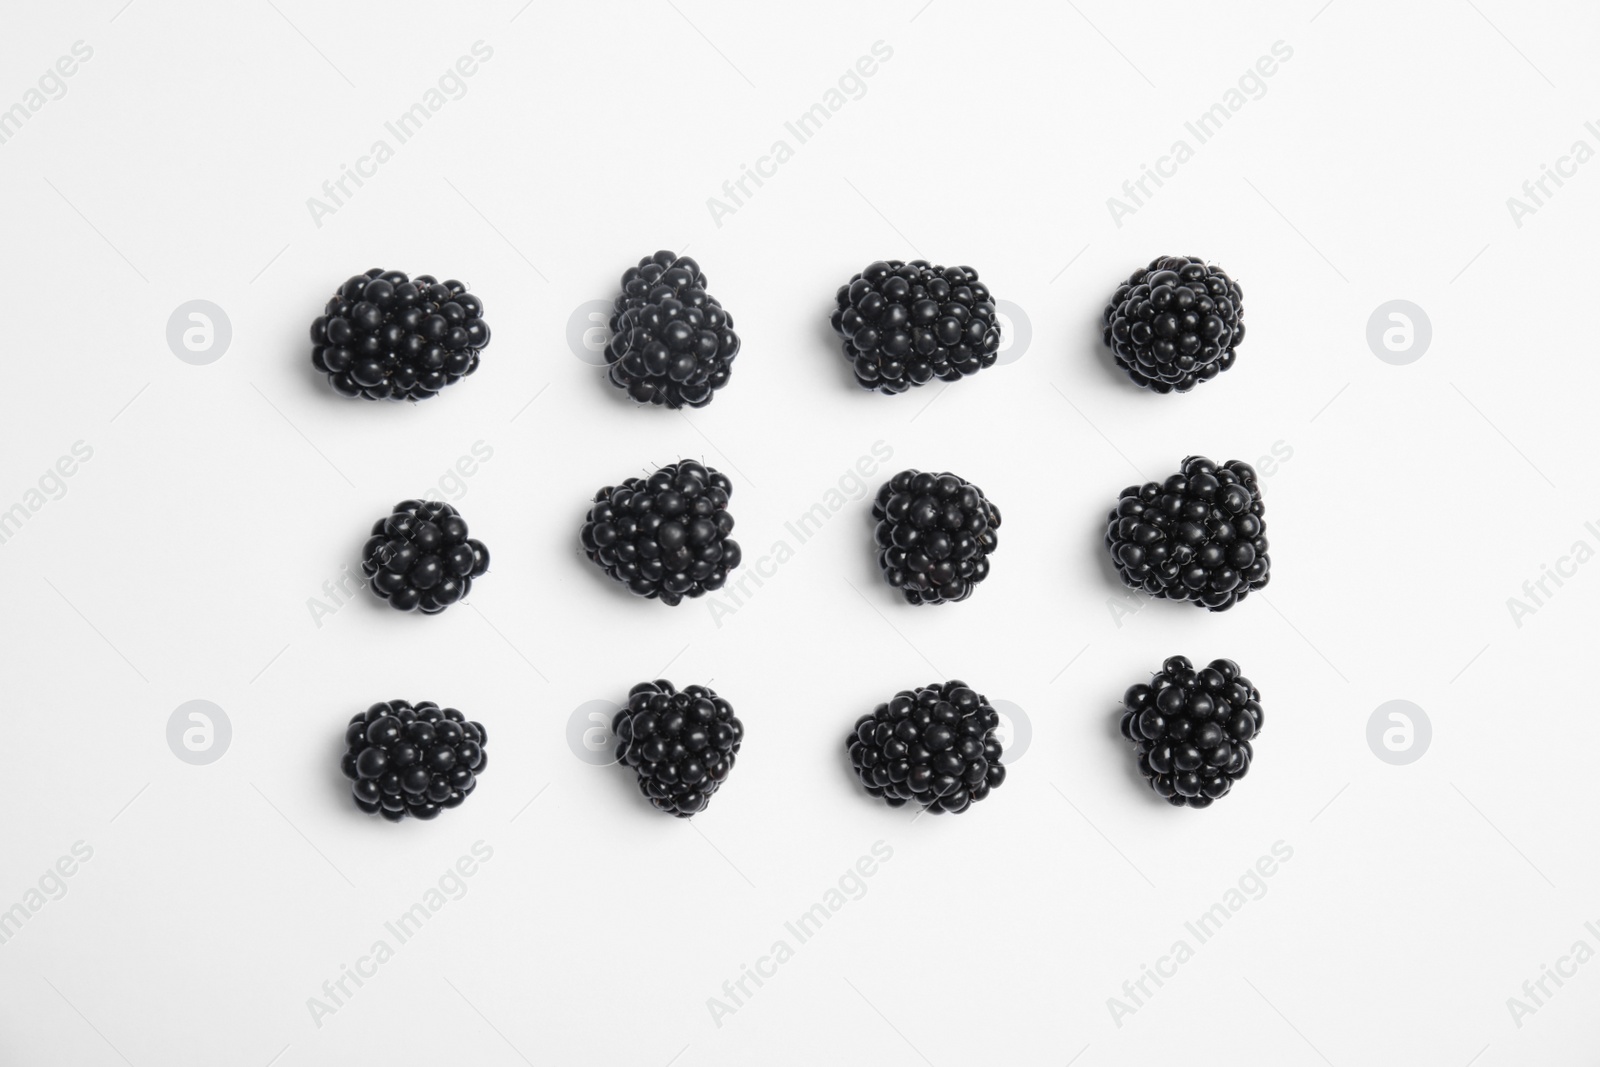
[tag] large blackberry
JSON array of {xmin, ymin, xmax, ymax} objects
[
  {"xmin": 1119, "ymin": 656, "xmax": 1262, "ymax": 808},
  {"xmin": 831, "ymin": 260, "xmax": 1001, "ymax": 394},
  {"xmin": 362, "ymin": 500, "xmax": 490, "ymax": 614},
  {"xmin": 847, "ymin": 681, "xmax": 1006, "ymax": 814},
  {"xmin": 872, "ymin": 470, "xmax": 1000, "ymax": 605},
  {"xmin": 604, "ymin": 251, "xmax": 740, "ymax": 408},
  {"xmin": 310, "ymin": 269, "xmax": 489, "ymax": 400},
  {"xmin": 1105, "ymin": 456, "xmax": 1269, "ymax": 611},
  {"xmin": 580, "ymin": 460, "xmax": 741, "ymax": 606},
  {"xmin": 612, "ymin": 680, "xmax": 743, "ymax": 817},
  {"xmin": 341, "ymin": 700, "xmax": 488, "ymax": 821},
  {"xmin": 1101, "ymin": 256, "xmax": 1243, "ymax": 392}
]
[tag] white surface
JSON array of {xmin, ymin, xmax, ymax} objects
[{"xmin": 1, "ymin": 1, "xmax": 1597, "ymax": 1064}]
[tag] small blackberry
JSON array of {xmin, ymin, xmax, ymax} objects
[
  {"xmin": 612, "ymin": 680, "xmax": 743, "ymax": 817},
  {"xmin": 310, "ymin": 269, "xmax": 489, "ymax": 400},
  {"xmin": 1101, "ymin": 256, "xmax": 1243, "ymax": 392},
  {"xmin": 605, "ymin": 251, "xmax": 740, "ymax": 408},
  {"xmin": 847, "ymin": 681, "xmax": 1006, "ymax": 814},
  {"xmin": 580, "ymin": 460, "xmax": 741, "ymax": 606},
  {"xmin": 1119, "ymin": 656, "xmax": 1262, "ymax": 808},
  {"xmin": 362, "ymin": 500, "xmax": 490, "ymax": 614},
  {"xmin": 872, "ymin": 470, "xmax": 1000, "ymax": 604},
  {"xmin": 831, "ymin": 260, "xmax": 1001, "ymax": 394},
  {"xmin": 1105, "ymin": 456, "xmax": 1269, "ymax": 611},
  {"xmin": 341, "ymin": 700, "xmax": 488, "ymax": 821}
]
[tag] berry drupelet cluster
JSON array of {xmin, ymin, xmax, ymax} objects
[
  {"xmin": 612, "ymin": 680, "xmax": 743, "ymax": 817},
  {"xmin": 311, "ymin": 269, "xmax": 490, "ymax": 400},
  {"xmin": 605, "ymin": 251, "xmax": 741, "ymax": 409},
  {"xmin": 832, "ymin": 260, "xmax": 1002, "ymax": 394},
  {"xmin": 342, "ymin": 700, "xmax": 489, "ymax": 821},
  {"xmin": 872, "ymin": 470, "xmax": 1001, "ymax": 605},
  {"xmin": 362, "ymin": 500, "xmax": 490, "ymax": 614},
  {"xmin": 847, "ymin": 681, "xmax": 1007, "ymax": 814},
  {"xmin": 1105, "ymin": 456, "xmax": 1269, "ymax": 611},
  {"xmin": 1119, "ymin": 656, "xmax": 1262, "ymax": 808},
  {"xmin": 580, "ymin": 461, "xmax": 741, "ymax": 606},
  {"xmin": 1102, "ymin": 256, "xmax": 1243, "ymax": 393}
]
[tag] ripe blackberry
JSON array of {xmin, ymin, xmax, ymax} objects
[
  {"xmin": 341, "ymin": 700, "xmax": 488, "ymax": 821},
  {"xmin": 362, "ymin": 500, "xmax": 490, "ymax": 614},
  {"xmin": 831, "ymin": 260, "xmax": 1001, "ymax": 394},
  {"xmin": 1101, "ymin": 256, "xmax": 1243, "ymax": 392},
  {"xmin": 872, "ymin": 470, "xmax": 1001, "ymax": 605},
  {"xmin": 1118, "ymin": 656, "xmax": 1262, "ymax": 808},
  {"xmin": 310, "ymin": 269, "xmax": 489, "ymax": 400},
  {"xmin": 612, "ymin": 680, "xmax": 743, "ymax": 817},
  {"xmin": 605, "ymin": 251, "xmax": 740, "ymax": 408},
  {"xmin": 847, "ymin": 681, "xmax": 1006, "ymax": 814},
  {"xmin": 580, "ymin": 460, "xmax": 741, "ymax": 606},
  {"xmin": 1105, "ymin": 456, "xmax": 1269, "ymax": 611}
]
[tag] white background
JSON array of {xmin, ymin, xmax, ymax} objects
[{"xmin": 1, "ymin": 1, "xmax": 1598, "ymax": 1064}]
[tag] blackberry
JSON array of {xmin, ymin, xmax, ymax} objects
[
  {"xmin": 847, "ymin": 681, "xmax": 1006, "ymax": 814},
  {"xmin": 831, "ymin": 260, "xmax": 1001, "ymax": 394},
  {"xmin": 872, "ymin": 470, "xmax": 1000, "ymax": 605},
  {"xmin": 580, "ymin": 460, "xmax": 741, "ymax": 606},
  {"xmin": 612, "ymin": 680, "xmax": 743, "ymax": 817},
  {"xmin": 310, "ymin": 269, "xmax": 489, "ymax": 400},
  {"xmin": 1118, "ymin": 656, "xmax": 1262, "ymax": 808},
  {"xmin": 341, "ymin": 700, "xmax": 488, "ymax": 821},
  {"xmin": 1101, "ymin": 256, "xmax": 1243, "ymax": 392},
  {"xmin": 1105, "ymin": 456, "xmax": 1269, "ymax": 611},
  {"xmin": 605, "ymin": 251, "xmax": 740, "ymax": 408},
  {"xmin": 362, "ymin": 500, "xmax": 490, "ymax": 614}
]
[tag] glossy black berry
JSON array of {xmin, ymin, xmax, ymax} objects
[
  {"xmin": 1102, "ymin": 256, "xmax": 1243, "ymax": 393},
  {"xmin": 362, "ymin": 500, "xmax": 489, "ymax": 614},
  {"xmin": 310, "ymin": 269, "xmax": 489, "ymax": 401},
  {"xmin": 612, "ymin": 680, "xmax": 742, "ymax": 817},
  {"xmin": 580, "ymin": 460, "xmax": 741, "ymax": 606},
  {"xmin": 605, "ymin": 251, "xmax": 740, "ymax": 408},
  {"xmin": 831, "ymin": 259, "xmax": 1001, "ymax": 394},
  {"xmin": 340, "ymin": 700, "xmax": 488, "ymax": 821},
  {"xmin": 847, "ymin": 681, "xmax": 1006, "ymax": 814},
  {"xmin": 873, "ymin": 470, "xmax": 1000, "ymax": 605},
  {"xmin": 1105, "ymin": 456, "xmax": 1269, "ymax": 611},
  {"xmin": 1119, "ymin": 656, "xmax": 1262, "ymax": 808}
]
